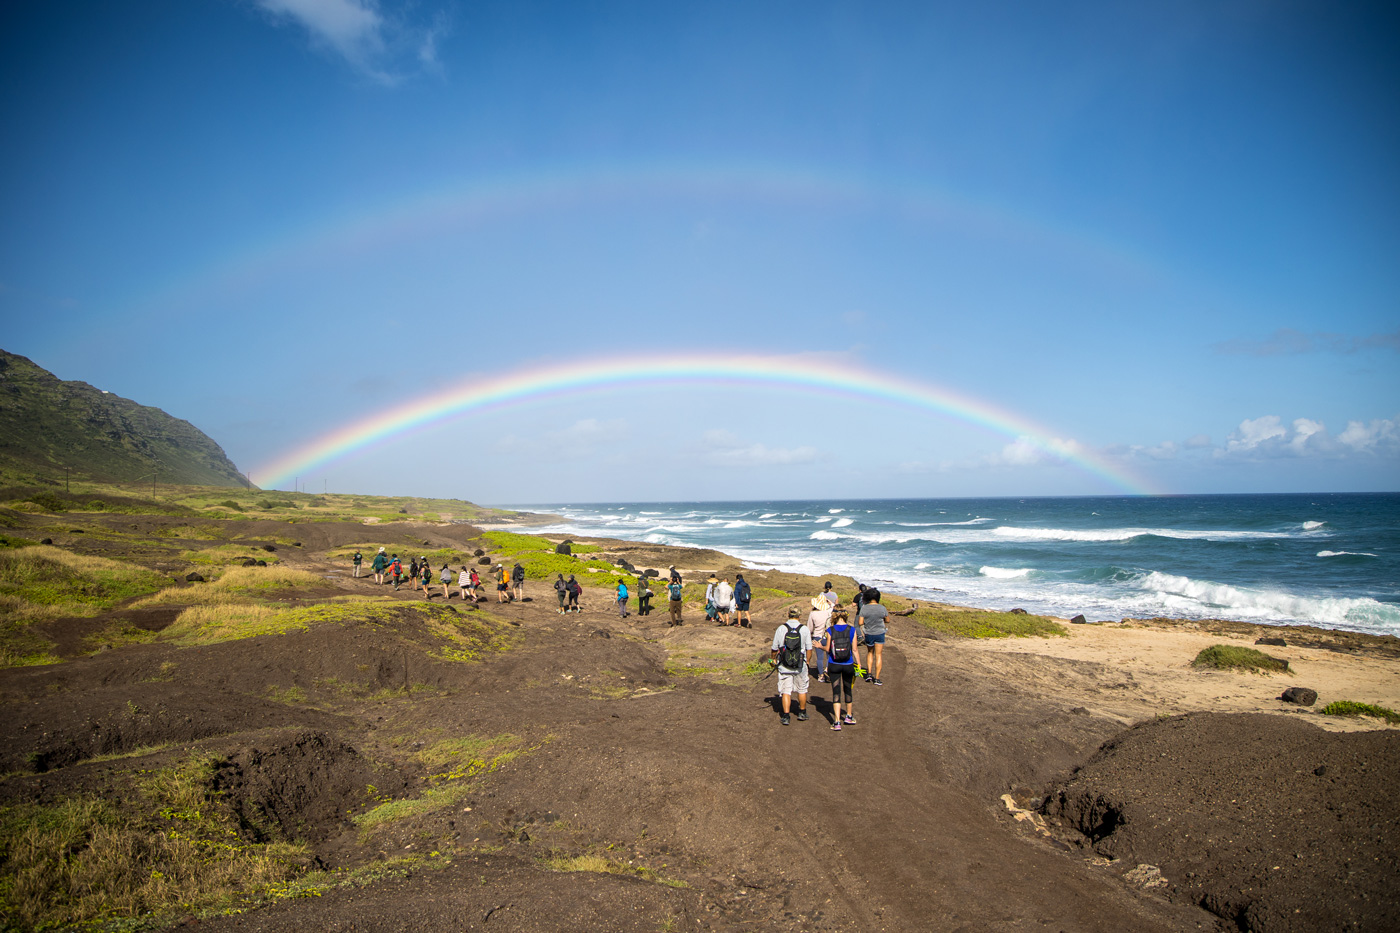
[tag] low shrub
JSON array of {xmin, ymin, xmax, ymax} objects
[
  {"xmin": 1191, "ymin": 644, "xmax": 1290, "ymax": 674},
  {"xmin": 218, "ymin": 499, "xmax": 244, "ymax": 512},
  {"xmin": 26, "ymin": 491, "xmax": 66, "ymax": 512},
  {"xmin": 909, "ymin": 605, "xmax": 1066, "ymax": 639},
  {"xmin": 1321, "ymin": 700, "xmax": 1400, "ymax": 724}
]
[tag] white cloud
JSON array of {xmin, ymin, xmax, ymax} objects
[
  {"xmin": 1226, "ymin": 415, "xmax": 1288, "ymax": 453},
  {"xmin": 254, "ymin": 0, "xmax": 446, "ymax": 83},
  {"xmin": 1337, "ymin": 417, "xmax": 1399, "ymax": 453}
]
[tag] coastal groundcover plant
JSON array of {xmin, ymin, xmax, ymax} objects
[
  {"xmin": 1321, "ymin": 700, "xmax": 1400, "ymax": 724},
  {"xmin": 1191, "ymin": 644, "xmax": 1291, "ymax": 674},
  {"xmin": 0, "ymin": 546, "xmax": 170, "ymax": 666},
  {"xmin": 907, "ymin": 604, "xmax": 1065, "ymax": 639}
]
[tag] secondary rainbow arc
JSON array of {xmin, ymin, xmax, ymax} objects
[{"xmin": 255, "ymin": 355, "xmax": 1156, "ymax": 495}]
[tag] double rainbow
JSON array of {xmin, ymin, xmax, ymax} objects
[{"xmin": 255, "ymin": 355, "xmax": 1156, "ymax": 495}]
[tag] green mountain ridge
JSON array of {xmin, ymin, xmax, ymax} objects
[{"xmin": 0, "ymin": 349, "xmax": 251, "ymax": 488}]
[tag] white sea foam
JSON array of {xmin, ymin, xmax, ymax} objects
[
  {"xmin": 1303, "ymin": 521, "xmax": 1326, "ymax": 531},
  {"xmin": 831, "ymin": 518, "xmax": 854, "ymax": 528},
  {"xmin": 980, "ymin": 566, "xmax": 1032, "ymax": 579},
  {"xmin": 759, "ymin": 513, "xmax": 778, "ymax": 519},
  {"xmin": 829, "ymin": 508, "xmax": 845, "ymax": 514},
  {"xmin": 809, "ymin": 530, "xmax": 851, "ymax": 541},
  {"xmin": 723, "ymin": 520, "xmax": 754, "ymax": 529},
  {"xmin": 1138, "ymin": 571, "xmax": 1399, "ymax": 629},
  {"xmin": 814, "ymin": 517, "xmax": 832, "ymax": 524},
  {"xmin": 914, "ymin": 562, "xmax": 931, "ymax": 570},
  {"xmin": 992, "ymin": 526, "xmax": 1289, "ymax": 543},
  {"xmin": 1318, "ymin": 550, "xmax": 1377, "ymax": 558}
]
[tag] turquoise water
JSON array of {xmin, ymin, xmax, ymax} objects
[{"xmin": 507, "ymin": 493, "xmax": 1400, "ymax": 634}]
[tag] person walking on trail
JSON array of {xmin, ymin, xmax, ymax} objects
[
  {"xmin": 511, "ymin": 563, "xmax": 526, "ymax": 601},
  {"xmin": 733, "ymin": 574, "xmax": 753, "ymax": 628},
  {"xmin": 666, "ymin": 577, "xmax": 684, "ymax": 626},
  {"xmin": 822, "ymin": 580, "xmax": 838, "ymax": 610},
  {"xmin": 409, "ymin": 557, "xmax": 420, "ymax": 591},
  {"xmin": 770, "ymin": 607, "xmax": 813, "ymax": 725},
  {"xmin": 668, "ymin": 565, "xmax": 682, "ymax": 586},
  {"xmin": 714, "ymin": 575, "xmax": 735, "ymax": 626},
  {"xmin": 469, "ymin": 567, "xmax": 481, "ymax": 602},
  {"xmin": 566, "ymin": 575, "xmax": 582, "ymax": 613},
  {"xmin": 807, "ymin": 595, "xmax": 833, "ymax": 683},
  {"xmin": 616, "ymin": 580, "xmax": 630, "ymax": 618},
  {"xmin": 420, "ymin": 562, "xmax": 433, "ymax": 597},
  {"xmin": 554, "ymin": 574, "xmax": 569, "ymax": 613},
  {"xmin": 495, "ymin": 564, "xmax": 509, "ymax": 602},
  {"xmin": 823, "ymin": 608, "xmax": 859, "ymax": 730},
  {"xmin": 858, "ymin": 589, "xmax": 889, "ymax": 685},
  {"xmin": 371, "ymin": 548, "xmax": 388, "ymax": 585},
  {"xmin": 388, "ymin": 554, "xmax": 402, "ymax": 590},
  {"xmin": 352, "ymin": 550, "xmax": 363, "ymax": 578},
  {"xmin": 440, "ymin": 564, "xmax": 453, "ymax": 600},
  {"xmin": 458, "ymin": 566, "xmax": 471, "ymax": 601},
  {"xmin": 636, "ymin": 577, "xmax": 653, "ymax": 616},
  {"xmin": 704, "ymin": 575, "xmax": 720, "ymax": 624}
]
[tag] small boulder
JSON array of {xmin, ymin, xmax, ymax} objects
[
  {"xmin": 1256, "ymin": 636, "xmax": 1287, "ymax": 647},
  {"xmin": 241, "ymin": 558, "xmax": 258, "ymax": 567},
  {"xmin": 619, "ymin": 558, "xmax": 636, "ymax": 573},
  {"xmin": 185, "ymin": 572, "xmax": 206, "ymax": 583},
  {"xmin": 473, "ymin": 548, "xmax": 485, "ymax": 557},
  {"xmin": 1070, "ymin": 614, "xmax": 1088, "ymax": 624},
  {"xmin": 1010, "ymin": 608, "xmax": 1028, "ymax": 615},
  {"xmin": 262, "ymin": 544, "xmax": 277, "ymax": 552},
  {"xmin": 40, "ymin": 538, "xmax": 52, "ymax": 545},
  {"xmin": 644, "ymin": 568, "xmax": 659, "ymax": 578},
  {"xmin": 256, "ymin": 560, "xmax": 267, "ymax": 567},
  {"xmin": 477, "ymin": 557, "xmax": 491, "ymax": 565},
  {"xmin": 555, "ymin": 542, "xmax": 572, "ymax": 555},
  {"xmin": 1281, "ymin": 686, "xmax": 1318, "ymax": 706}
]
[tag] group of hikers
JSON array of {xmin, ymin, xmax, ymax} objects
[
  {"xmin": 351, "ymin": 547, "xmax": 891, "ymax": 730},
  {"xmin": 351, "ymin": 548, "xmax": 527, "ymax": 603},
  {"xmin": 765, "ymin": 581, "xmax": 889, "ymax": 729}
]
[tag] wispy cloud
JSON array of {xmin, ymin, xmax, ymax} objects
[
  {"xmin": 1213, "ymin": 327, "xmax": 1400, "ymax": 357},
  {"xmin": 701, "ymin": 430, "xmax": 818, "ymax": 467},
  {"xmin": 253, "ymin": 0, "xmax": 448, "ymax": 84}
]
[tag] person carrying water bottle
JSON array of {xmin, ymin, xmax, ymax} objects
[{"xmin": 823, "ymin": 608, "xmax": 859, "ymax": 730}]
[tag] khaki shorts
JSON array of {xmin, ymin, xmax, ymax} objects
[{"xmin": 777, "ymin": 668, "xmax": 810, "ymax": 696}]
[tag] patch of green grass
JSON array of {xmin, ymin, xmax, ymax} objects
[
  {"xmin": 356, "ymin": 738, "xmax": 532, "ymax": 832},
  {"xmin": 179, "ymin": 544, "xmax": 281, "ymax": 567},
  {"xmin": 1321, "ymin": 700, "xmax": 1400, "ymax": 724},
  {"xmin": 0, "ymin": 534, "xmax": 38, "ymax": 549},
  {"xmin": 480, "ymin": 530, "xmax": 555, "ymax": 556},
  {"xmin": 908, "ymin": 605, "xmax": 1067, "ymax": 639},
  {"xmin": 0, "ymin": 545, "xmax": 168, "ymax": 617},
  {"xmin": 83, "ymin": 621, "xmax": 158, "ymax": 652},
  {"xmin": 0, "ymin": 755, "xmax": 311, "ymax": 931},
  {"xmin": 1191, "ymin": 644, "xmax": 1291, "ymax": 674},
  {"xmin": 265, "ymin": 685, "xmax": 308, "ymax": 705},
  {"xmin": 540, "ymin": 851, "xmax": 687, "ymax": 888}
]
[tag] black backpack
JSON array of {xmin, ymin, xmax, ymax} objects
[
  {"xmin": 828, "ymin": 623, "xmax": 855, "ymax": 665},
  {"xmin": 735, "ymin": 579, "xmax": 751, "ymax": 602},
  {"xmin": 777, "ymin": 623, "xmax": 805, "ymax": 670}
]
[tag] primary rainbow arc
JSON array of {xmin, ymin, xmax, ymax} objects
[{"xmin": 255, "ymin": 355, "xmax": 1155, "ymax": 495}]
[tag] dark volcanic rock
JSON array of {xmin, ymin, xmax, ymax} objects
[
  {"xmin": 1070, "ymin": 614, "xmax": 1088, "ymax": 624},
  {"xmin": 1256, "ymin": 636, "xmax": 1288, "ymax": 647},
  {"xmin": 1045, "ymin": 712, "xmax": 1400, "ymax": 932},
  {"xmin": 555, "ymin": 542, "xmax": 572, "ymax": 555},
  {"xmin": 1280, "ymin": 686, "xmax": 1318, "ymax": 706},
  {"xmin": 184, "ymin": 572, "xmax": 206, "ymax": 583},
  {"xmin": 1010, "ymin": 608, "xmax": 1028, "ymax": 615}
]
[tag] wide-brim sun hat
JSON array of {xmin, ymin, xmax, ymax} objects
[
  {"xmin": 811, "ymin": 596, "xmax": 826, "ymax": 610},
  {"xmin": 706, "ymin": 575, "xmax": 719, "ymax": 584}
]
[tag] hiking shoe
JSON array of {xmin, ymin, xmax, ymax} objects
[
  {"xmin": 843, "ymin": 715, "xmax": 855, "ymax": 725},
  {"xmin": 832, "ymin": 722, "xmax": 842, "ymax": 731},
  {"xmin": 871, "ymin": 678, "xmax": 883, "ymax": 686},
  {"xmin": 780, "ymin": 714, "xmax": 791, "ymax": 726},
  {"xmin": 796, "ymin": 709, "xmax": 808, "ymax": 721}
]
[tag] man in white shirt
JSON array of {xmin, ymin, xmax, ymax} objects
[{"xmin": 769, "ymin": 607, "xmax": 813, "ymax": 725}]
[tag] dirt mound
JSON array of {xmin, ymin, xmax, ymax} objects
[
  {"xmin": 212, "ymin": 729, "xmax": 407, "ymax": 846},
  {"xmin": 1044, "ymin": 712, "xmax": 1400, "ymax": 932}
]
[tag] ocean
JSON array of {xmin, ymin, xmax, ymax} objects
[{"xmin": 505, "ymin": 493, "xmax": 1400, "ymax": 635}]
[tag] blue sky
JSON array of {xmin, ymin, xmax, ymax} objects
[{"xmin": 2, "ymin": 0, "xmax": 1396, "ymax": 502}]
